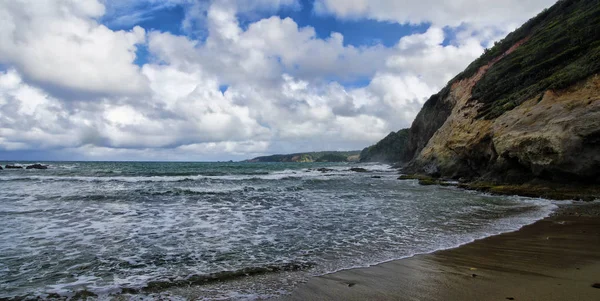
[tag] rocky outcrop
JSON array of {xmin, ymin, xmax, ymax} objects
[
  {"xmin": 26, "ymin": 164, "xmax": 48, "ymax": 170},
  {"xmin": 491, "ymin": 78, "xmax": 600, "ymax": 183},
  {"xmin": 5, "ymin": 164, "xmax": 23, "ymax": 169},
  {"xmin": 402, "ymin": 88, "xmax": 453, "ymax": 162},
  {"xmin": 401, "ymin": 0, "xmax": 600, "ymax": 186},
  {"xmin": 408, "ymin": 76, "xmax": 600, "ymax": 184}
]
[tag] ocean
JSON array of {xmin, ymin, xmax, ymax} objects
[{"xmin": 0, "ymin": 161, "xmax": 557, "ymax": 300}]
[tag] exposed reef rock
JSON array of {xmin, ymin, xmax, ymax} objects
[
  {"xmin": 26, "ymin": 164, "xmax": 48, "ymax": 170},
  {"xmin": 5, "ymin": 164, "xmax": 23, "ymax": 169}
]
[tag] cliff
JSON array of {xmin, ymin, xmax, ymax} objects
[
  {"xmin": 399, "ymin": 0, "xmax": 600, "ymax": 187},
  {"xmin": 360, "ymin": 129, "xmax": 409, "ymax": 163}
]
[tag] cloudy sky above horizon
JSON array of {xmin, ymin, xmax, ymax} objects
[{"xmin": 0, "ymin": 0, "xmax": 557, "ymax": 161}]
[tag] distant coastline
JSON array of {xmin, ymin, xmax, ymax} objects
[{"xmin": 245, "ymin": 151, "xmax": 361, "ymax": 163}]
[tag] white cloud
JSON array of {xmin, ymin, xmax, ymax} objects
[
  {"xmin": 0, "ymin": 0, "xmax": 549, "ymax": 160},
  {"xmin": 314, "ymin": 0, "xmax": 557, "ymax": 30},
  {"xmin": 0, "ymin": 0, "xmax": 148, "ymax": 96},
  {"xmin": 385, "ymin": 27, "xmax": 485, "ymax": 87}
]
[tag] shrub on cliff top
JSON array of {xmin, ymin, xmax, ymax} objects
[{"xmin": 454, "ymin": 0, "xmax": 600, "ymax": 119}]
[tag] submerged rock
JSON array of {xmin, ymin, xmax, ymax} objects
[
  {"xmin": 317, "ymin": 168, "xmax": 334, "ymax": 173},
  {"xmin": 5, "ymin": 164, "xmax": 23, "ymax": 169},
  {"xmin": 26, "ymin": 164, "xmax": 48, "ymax": 170},
  {"xmin": 349, "ymin": 168, "xmax": 369, "ymax": 173}
]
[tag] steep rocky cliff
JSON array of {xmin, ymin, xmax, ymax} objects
[
  {"xmin": 401, "ymin": 0, "xmax": 600, "ymax": 185},
  {"xmin": 360, "ymin": 129, "xmax": 409, "ymax": 163}
]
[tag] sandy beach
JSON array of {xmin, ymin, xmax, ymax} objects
[{"xmin": 282, "ymin": 204, "xmax": 600, "ymax": 301}]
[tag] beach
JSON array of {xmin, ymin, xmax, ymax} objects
[
  {"xmin": 282, "ymin": 203, "xmax": 600, "ymax": 301},
  {"xmin": 1, "ymin": 162, "xmax": 596, "ymax": 300}
]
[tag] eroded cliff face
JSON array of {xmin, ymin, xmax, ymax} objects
[
  {"xmin": 492, "ymin": 77, "xmax": 600, "ymax": 183},
  {"xmin": 401, "ymin": 0, "xmax": 600, "ymax": 185},
  {"xmin": 407, "ymin": 72, "xmax": 600, "ymax": 184},
  {"xmin": 405, "ymin": 39, "xmax": 527, "ymax": 178}
]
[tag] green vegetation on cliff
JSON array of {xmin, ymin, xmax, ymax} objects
[
  {"xmin": 459, "ymin": 0, "xmax": 600, "ymax": 119},
  {"xmin": 360, "ymin": 129, "xmax": 409, "ymax": 163},
  {"xmin": 380, "ymin": 0, "xmax": 600, "ymax": 162},
  {"xmin": 366, "ymin": 0, "xmax": 600, "ymax": 193},
  {"xmin": 246, "ymin": 151, "xmax": 360, "ymax": 163}
]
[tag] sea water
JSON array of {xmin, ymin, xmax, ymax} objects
[{"xmin": 0, "ymin": 162, "xmax": 556, "ymax": 300}]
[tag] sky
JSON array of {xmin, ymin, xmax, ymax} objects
[{"xmin": 0, "ymin": 0, "xmax": 558, "ymax": 161}]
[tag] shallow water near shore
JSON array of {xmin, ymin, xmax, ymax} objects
[{"xmin": 0, "ymin": 162, "xmax": 557, "ymax": 300}]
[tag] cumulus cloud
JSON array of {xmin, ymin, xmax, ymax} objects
[
  {"xmin": 0, "ymin": 0, "xmax": 148, "ymax": 96},
  {"xmin": 0, "ymin": 0, "xmax": 549, "ymax": 160},
  {"xmin": 314, "ymin": 0, "xmax": 557, "ymax": 30}
]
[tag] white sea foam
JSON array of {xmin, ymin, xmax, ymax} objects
[{"xmin": 0, "ymin": 162, "xmax": 560, "ymax": 300}]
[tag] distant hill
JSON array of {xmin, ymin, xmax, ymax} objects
[
  {"xmin": 360, "ymin": 129, "xmax": 409, "ymax": 163},
  {"xmin": 245, "ymin": 151, "xmax": 361, "ymax": 163}
]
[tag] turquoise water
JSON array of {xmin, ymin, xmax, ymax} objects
[{"xmin": 0, "ymin": 162, "xmax": 556, "ymax": 300}]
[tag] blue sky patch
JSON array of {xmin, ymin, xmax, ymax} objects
[
  {"xmin": 102, "ymin": 2, "xmax": 187, "ymax": 35},
  {"xmin": 103, "ymin": 0, "xmax": 431, "ymax": 51},
  {"xmin": 219, "ymin": 84, "xmax": 229, "ymax": 94},
  {"xmin": 275, "ymin": 0, "xmax": 429, "ymax": 47}
]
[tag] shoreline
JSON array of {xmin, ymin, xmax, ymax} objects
[
  {"xmin": 396, "ymin": 174, "xmax": 600, "ymax": 202},
  {"xmin": 281, "ymin": 203, "xmax": 600, "ymax": 301}
]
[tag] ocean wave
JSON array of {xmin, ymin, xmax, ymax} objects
[
  {"xmin": 0, "ymin": 169, "xmax": 355, "ymax": 183},
  {"xmin": 140, "ymin": 262, "xmax": 314, "ymax": 293},
  {"xmin": 148, "ymin": 187, "xmax": 250, "ymax": 196},
  {"xmin": 2, "ymin": 161, "xmax": 561, "ymax": 301},
  {"xmin": 10, "ymin": 262, "xmax": 315, "ymax": 300}
]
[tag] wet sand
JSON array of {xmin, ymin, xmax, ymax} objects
[{"xmin": 282, "ymin": 205, "xmax": 600, "ymax": 301}]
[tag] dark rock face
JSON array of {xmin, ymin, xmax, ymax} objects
[
  {"xmin": 403, "ymin": 87, "xmax": 453, "ymax": 162},
  {"xmin": 5, "ymin": 164, "xmax": 23, "ymax": 169},
  {"xmin": 400, "ymin": 0, "xmax": 600, "ymax": 185},
  {"xmin": 360, "ymin": 129, "xmax": 409, "ymax": 163},
  {"xmin": 26, "ymin": 164, "xmax": 48, "ymax": 170},
  {"xmin": 407, "ymin": 77, "xmax": 600, "ymax": 185}
]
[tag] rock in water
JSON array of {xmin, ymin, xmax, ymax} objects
[
  {"xmin": 26, "ymin": 164, "xmax": 48, "ymax": 170},
  {"xmin": 5, "ymin": 164, "xmax": 23, "ymax": 169},
  {"xmin": 349, "ymin": 168, "xmax": 368, "ymax": 173}
]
